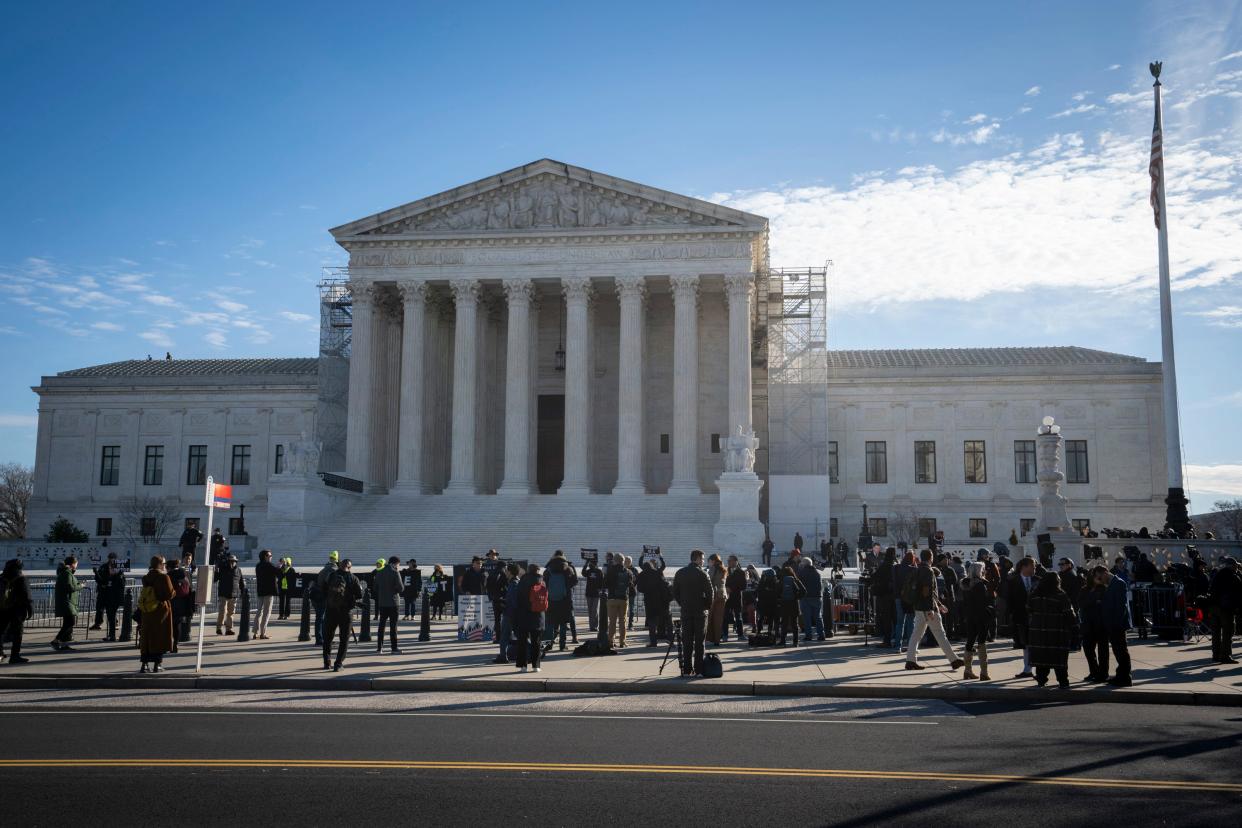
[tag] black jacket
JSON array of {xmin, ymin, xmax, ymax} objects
[
  {"xmin": 962, "ymin": 580, "xmax": 995, "ymax": 635},
  {"xmin": 606, "ymin": 565, "xmax": 633, "ymax": 601},
  {"xmin": 1210, "ymin": 567, "xmax": 1242, "ymax": 612},
  {"xmin": 325, "ymin": 570, "xmax": 364, "ymax": 613},
  {"xmin": 254, "ymin": 560, "xmax": 279, "ymax": 597},
  {"xmin": 215, "ymin": 562, "xmax": 243, "ymax": 599},
  {"xmin": 672, "ymin": 564, "xmax": 714, "ymax": 615},
  {"xmin": 583, "ymin": 565, "xmax": 605, "ymax": 598},
  {"xmin": 0, "ymin": 573, "xmax": 33, "ymax": 619},
  {"xmin": 637, "ymin": 565, "xmax": 671, "ymax": 612},
  {"xmin": 1008, "ymin": 572, "xmax": 1032, "ymax": 625}
]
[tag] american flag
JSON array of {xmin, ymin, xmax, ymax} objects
[{"xmin": 1149, "ymin": 89, "xmax": 1164, "ymax": 229}]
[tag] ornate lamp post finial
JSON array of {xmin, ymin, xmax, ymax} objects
[{"xmin": 1150, "ymin": 60, "xmax": 1162, "ymax": 83}]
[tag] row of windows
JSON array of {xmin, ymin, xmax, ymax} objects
[
  {"xmin": 827, "ymin": 439, "xmax": 1089, "ymax": 485},
  {"xmin": 99, "ymin": 443, "xmax": 286, "ymax": 487},
  {"xmin": 848, "ymin": 516, "xmax": 1093, "ymax": 540},
  {"xmin": 95, "ymin": 515, "xmax": 245, "ymax": 539}
]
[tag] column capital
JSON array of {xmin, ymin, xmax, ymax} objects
[
  {"xmin": 614, "ymin": 274, "xmax": 648, "ymax": 303},
  {"xmin": 724, "ymin": 272, "xmax": 755, "ymax": 301},
  {"xmin": 450, "ymin": 279, "xmax": 481, "ymax": 305},
  {"xmin": 562, "ymin": 275, "xmax": 594, "ymax": 304},
  {"xmin": 669, "ymin": 273, "xmax": 701, "ymax": 303},
  {"xmin": 396, "ymin": 280, "xmax": 428, "ymax": 305},
  {"xmin": 348, "ymin": 282, "xmax": 377, "ymax": 308},
  {"xmin": 502, "ymin": 278, "xmax": 535, "ymax": 305}
]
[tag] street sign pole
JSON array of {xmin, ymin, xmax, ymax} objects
[{"xmin": 195, "ymin": 476, "xmax": 230, "ymax": 673}]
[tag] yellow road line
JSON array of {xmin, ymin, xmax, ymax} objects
[{"xmin": 0, "ymin": 759, "xmax": 1237, "ymax": 792}]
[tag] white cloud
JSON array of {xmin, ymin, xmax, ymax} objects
[
  {"xmin": 0, "ymin": 414, "xmax": 38, "ymax": 428},
  {"xmin": 1107, "ymin": 90, "xmax": 1148, "ymax": 106},
  {"xmin": 1025, "ymin": 85, "xmax": 1041, "ymax": 96},
  {"xmin": 964, "ymin": 112, "xmax": 988, "ymax": 124},
  {"xmin": 711, "ymin": 131, "xmax": 1242, "ymax": 308},
  {"xmin": 279, "ymin": 311, "xmax": 313, "ymax": 322},
  {"xmin": 931, "ymin": 122, "xmax": 1000, "ymax": 146},
  {"xmin": 139, "ymin": 329, "xmax": 174, "ymax": 348},
  {"xmin": 1211, "ymin": 50, "xmax": 1242, "ymax": 65},
  {"xmin": 215, "ymin": 299, "xmax": 248, "ymax": 314},
  {"xmin": 1051, "ymin": 103, "xmax": 1099, "ymax": 118},
  {"xmin": 204, "ymin": 330, "xmax": 227, "ymax": 348},
  {"xmin": 1107, "ymin": 64, "xmax": 1122, "ymax": 71},
  {"xmin": 142, "ymin": 293, "xmax": 178, "ymax": 307},
  {"xmin": 1072, "ymin": 90, "xmax": 1092, "ymax": 102},
  {"xmin": 1189, "ymin": 305, "xmax": 1242, "ymax": 328},
  {"xmin": 90, "ymin": 321, "xmax": 124, "ymax": 332},
  {"xmin": 1186, "ymin": 464, "xmax": 1242, "ymax": 500}
]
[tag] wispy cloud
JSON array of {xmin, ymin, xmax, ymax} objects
[
  {"xmin": 0, "ymin": 414, "xmax": 38, "ymax": 428},
  {"xmin": 90, "ymin": 321, "xmax": 124, "ymax": 332},
  {"xmin": 139, "ymin": 329, "xmax": 174, "ymax": 348},
  {"xmin": 1025, "ymin": 85, "xmax": 1041, "ymax": 96},
  {"xmin": 215, "ymin": 299, "xmax": 247, "ymax": 314},
  {"xmin": 1189, "ymin": 305, "xmax": 1242, "ymax": 328},
  {"xmin": 1051, "ymin": 103, "xmax": 1099, "ymax": 118},
  {"xmin": 1186, "ymin": 464, "xmax": 1242, "ymax": 499},
  {"xmin": 1210, "ymin": 50, "xmax": 1242, "ymax": 65},
  {"xmin": 142, "ymin": 293, "xmax": 179, "ymax": 307},
  {"xmin": 1107, "ymin": 64, "xmax": 1122, "ymax": 71},
  {"xmin": 931, "ymin": 121, "xmax": 1001, "ymax": 146},
  {"xmin": 279, "ymin": 311, "xmax": 313, "ymax": 323},
  {"xmin": 963, "ymin": 112, "xmax": 989, "ymax": 124}
]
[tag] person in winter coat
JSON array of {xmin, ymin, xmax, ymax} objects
[
  {"xmin": 778, "ymin": 565, "xmax": 806, "ymax": 647},
  {"xmin": 97, "ymin": 554, "xmax": 126, "ymax": 641},
  {"xmin": 1078, "ymin": 576, "xmax": 1108, "ymax": 682},
  {"xmin": 961, "ymin": 562, "xmax": 995, "ymax": 680},
  {"xmin": 892, "ymin": 551, "xmax": 917, "ymax": 652},
  {"xmin": 1093, "ymin": 565, "xmax": 1133, "ymax": 686},
  {"xmin": 253, "ymin": 549, "xmax": 279, "ymax": 640},
  {"xmin": 374, "ymin": 555, "xmax": 405, "ymax": 654},
  {"xmin": 757, "ymin": 568, "xmax": 781, "ymax": 639},
  {"xmin": 1027, "ymin": 571, "xmax": 1079, "ymax": 689},
  {"xmin": 214, "ymin": 554, "xmax": 244, "ymax": 635},
  {"xmin": 52, "ymin": 556, "xmax": 83, "ymax": 651},
  {"xmin": 512, "ymin": 565, "xmax": 546, "ymax": 673},
  {"xmin": 543, "ymin": 551, "xmax": 577, "ymax": 652},
  {"xmin": 872, "ymin": 548, "xmax": 896, "ymax": 647},
  {"xmin": 904, "ymin": 550, "xmax": 964, "ymax": 671},
  {"xmin": 672, "ymin": 550, "xmax": 714, "ymax": 675},
  {"xmin": 706, "ymin": 554, "xmax": 728, "ymax": 645},
  {"xmin": 637, "ymin": 560, "xmax": 671, "ymax": 647},
  {"xmin": 312, "ymin": 551, "xmax": 340, "ymax": 643},
  {"xmin": 1057, "ymin": 558, "xmax": 1083, "ymax": 609},
  {"xmin": 1008, "ymin": 557, "xmax": 1037, "ymax": 678},
  {"xmin": 138, "ymin": 555, "xmax": 175, "ymax": 673},
  {"xmin": 605, "ymin": 556, "xmax": 634, "ymax": 649},
  {"xmin": 322, "ymin": 559, "xmax": 364, "ymax": 672},
  {"xmin": 495, "ymin": 563, "xmax": 523, "ymax": 664},
  {"xmin": 724, "ymin": 556, "xmax": 748, "ymax": 641},
  {"xmin": 0, "ymin": 558, "xmax": 34, "ymax": 663},
  {"xmin": 1208, "ymin": 557, "xmax": 1241, "ymax": 664},
  {"xmin": 168, "ymin": 552, "xmax": 194, "ymax": 648},
  {"xmin": 582, "ymin": 557, "xmax": 605, "ymax": 632},
  {"xmin": 278, "ymin": 557, "xmax": 298, "ymax": 620},
  {"xmin": 401, "ymin": 559, "xmax": 421, "ymax": 620},
  {"xmin": 429, "ymin": 564, "xmax": 451, "ymax": 620},
  {"xmin": 797, "ymin": 558, "xmax": 825, "ymax": 641}
]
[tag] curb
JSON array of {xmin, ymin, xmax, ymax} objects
[{"xmin": 0, "ymin": 674, "xmax": 1238, "ymax": 707}]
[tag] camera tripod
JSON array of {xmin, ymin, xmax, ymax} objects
[{"xmin": 658, "ymin": 619, "xmax": 683, "ymax": 675}]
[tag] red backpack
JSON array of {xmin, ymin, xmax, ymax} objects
[{"xmin": 528, "ymin": 582, "xmax": 549, "ymax": 613}]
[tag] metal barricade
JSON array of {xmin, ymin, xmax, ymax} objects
[
  {"xmin": 1130, "ymin": 582, "xmax": 1185, "ymax": 641},
  {"xmin": 828, "ymin": 580, "xmax": 872, "ymax": 635}
]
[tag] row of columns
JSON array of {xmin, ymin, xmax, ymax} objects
[{"xmin": 345, "ymin": 273, "xmax": 755, "ymax": 495}]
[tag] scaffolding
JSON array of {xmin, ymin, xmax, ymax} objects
[
  {"xmin": 763, "ymin": 265, "xmax": 830, "ymax": 477},
  {"xmin": 318, "ymin": 267, "xmax": 352, "ymax": 358}
]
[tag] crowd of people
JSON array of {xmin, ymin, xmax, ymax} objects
[{"xmin": 0, "ymin": 536, "xmax": 1239, "ymax": 685}]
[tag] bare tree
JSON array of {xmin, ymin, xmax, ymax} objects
[
  {"xmin": 0, "ymin": 462, "xmax": 34, "ymax": 539},
  {"xmin": 1207, "ymin": 499, "xmax": 1242, "ymax": 541},
  {"xmin": 117, "ymin": 496, "xmax": 181, "ymax": 547},
  {"xmin": 889, "ymin": 506, "xmax": 925, "ymax": 548}
]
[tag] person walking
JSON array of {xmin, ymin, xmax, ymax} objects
[
  {"xmin": 724, "ymin": 556, "xmax": 747, "ymax": 641},
  {"xmin": 798, "ymin": 557, "xmax": 825, "ymax": 642},
  {"xmin": 1009, "ymin": 557, "xmax": 1036, "ymax": 678},
  {"xmin": 605, "ymin": 555, "xmax": 633, "ymax": 649},
  {"xmin": 872, "ymin": 548, "xmax": 896, "ymax": 648},
  {"xmin": 401, "ymin": 559, "xmax": 422, "ymax": 620},
  {"xmin": 543, "ymin": 550, "xmax": 577, "ymax": 652},
  {"xmin": 495, "ymin": 563, "xmax": 522, "ymax": 664},
  {"xmin": 672, "ymin": 550, "xmax": 714, "ymax": 676},
  {"xmin": 706, "ymin": 554, "xmax": 728, "ymax": 645},
  {"xmin": 277, "ymin": 557, "xmax": 297, "ymax": 620},
  {"xmin": 583, "ymin": 555, "xmax": 605, "ymax": 632},
  {"xmin": 1027, "ymin": 571, "xmax": 1078, "ymax": 689},
  {"xmin": 637, "ymin": 559, "xmax": 672, "ymax": 647},
  {"xmin": 778, "ymin": 565, "xmax": 805, "ymax": 647},
  {"xmin": 321, "ymin": 559, "xmax": 363, "ymax": 672},
  {"xmin": 98, "ymin": 553, "xmax": 126, "ymax": 641},
  {"xmin": 312, "ymin": 551, "xmax": 340, "ymax": 643},
  {"xmin": 513, "ymin": 564, "xmax": 546, "ymax": 673},
  {"xmin": 892, "ymin": 550, "xmax": 917, "ymax": 652},
  {"xmin": 52, "ymin": 556, "xmax": 83, "ymax": 651},
  {"xmin": 0, "ymin": 558, "xmax": 33, "ymax": 664},
  {"xmin": 214, "ymin": 554, "xmax": 243, "ymax": 636},
  {"xmin": 168, "ymin": 552, "xmax": 194, "ymax": 648},
  {"xmin": 961, "ymin": 562, "xmax": 994, "ymax": 680},
  {"xmin": 253, "ymin": 549, "xmax": 279, "ymax": 640},
  {"xmin": 1093, "ymin": 564, "xmax": 1133, "ymax": 687},
  {"xmin": 904, "ymin": 550, "xmax": 965, "ymax": 672},
  {"xmin": 1208, "ymin": 557, "xmax": 1241, "ymax": 664},
  {"xmin": 374, "ymin": 555, "xmax": 404, "ymax": 654},
  {"xmin": 138, "ymin": 555, "xmax": 175, "ymax": 673}
]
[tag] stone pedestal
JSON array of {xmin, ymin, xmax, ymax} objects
[
  {"xmin": 263, "ymin": 473, "xmax": 361, "ymax": 549},
  {"xmin": 713, "ymin": 472, "xmax": 765, "ymax": 555},
  {"xmin": 1044, "ymin": 530, "xmax": 1087, "ymax": 567}
]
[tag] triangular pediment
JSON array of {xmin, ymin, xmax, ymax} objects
[{"xmin": 331, "ymin": 159, "xmax": 767, "ymax": 239}]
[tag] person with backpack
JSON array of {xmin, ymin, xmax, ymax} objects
[
  {"xmin": 605, "ymin": 555, "xmax": 634, "ymax": 649},
  {"xmin": 214, "ymin": 554, "xmax": 243, "ymax": 636},
  {"xmin": 778, "ymin": 565, "xmax": 806, "ymax": 647},
  {"xmin": 374, "ymin": 555, "xmax": 404, "ymax": 655},
  {"xmin": 137, "ymin": 555, "xmax": 175, "ymax": 673},
  {"xmin": 168, "ymin": 552, "xmax": 195, "ymax": 648},
  {"xmin": 637, "ymin": 558, "xmax": 672, "ymax": 647},
  {"xmin": 904, "ymin": 549, "xmax": 965, "ymax": 672},
  {"xmin": 513, "ymin": 563, "xmax": 547, "ymax": 673},
  {"xmin": 278, "ymin": 557, "xmax": 297, "ymax": 620},
  {"xmin": 312, "ymin": 551, "xmax": 340, "ymax": 644},
  {"xmin": 322, "ymin": 558, "xmax": 364, "ymax": 672},
  {"xmin": 583, "ymin": 556, "xmax": 605, "ymax": 632},
  {"xmin": 254, "ymin": 549, "xmax": 279, "ymax": 640},
  {"xmin": 672, "ymin": 549, "xmax": 714, "ymax": 676},
  {"xmin": 0, "ymin": 558, "xmax": 33, "ymax": 664},
  {"xmin": 52, "ymin": 556, "xmax": 83, "ymax": 652},
  {"xmin": 543, "ymin": 550, "xmax": 577, "ymax": 652}
]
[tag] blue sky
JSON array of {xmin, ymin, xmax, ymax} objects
[{"xmin": 1, "ymin": 1, "xmax": 1240, "ymax": 505}]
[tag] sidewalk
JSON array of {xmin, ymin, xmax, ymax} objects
[{"xmin": 3, "ymin": 615, "xmax": 1239, "ymax": 707}]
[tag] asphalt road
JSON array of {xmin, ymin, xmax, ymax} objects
[{"xmin": 1, "ymin": 691, "xmax": 1239, "ymax": 826}]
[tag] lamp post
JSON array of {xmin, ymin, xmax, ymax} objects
[{"xmin": 237, "ymin": 503, "xmax": 247, "ymax": 536}]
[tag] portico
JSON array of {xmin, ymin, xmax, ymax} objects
[{"xmin": 328, "ymin": 159, "xmax": 769, "ymax": 552}]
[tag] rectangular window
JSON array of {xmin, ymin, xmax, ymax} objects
[
  {"xmin": 231, "ymin": 445, "xmax": 251, "ymax": 486},
  {"xmin": 96, "ymin": 517, "xmax": 112, "ymax": 537},
  {"xmin": 228, "ymin": 517, "xmax": 245, "ymax": 535},
  {"xmin": 865, "ymin": 441, "xmax": 887, "ymax": 484},
  {"xmin": 143, "ymin": 445, "xmax": 164, "ymax": 486},
  {"xmin": 187, "ymin": 445, "xmax": 207, "ymax": 486},
  {"xmin": 1020, "ymin": 518, "xmax": 1035, "ymax": 536},
  {"xmin": 829, "ymin": 518, "xmax": 838, "ymax": 538},
  {"xmin": 964, "ymin": 440, "xmax": 987, "ymax": 484},
  {"xmin": 1072, "ymin": 518, "xmax": 1091, "ymax": 533},
  {"xmin": 99, "ymin": 445, "xmax": 120, "ymax": 486},
  {"xmin": 710, "ymin": 434, "xmax": 721, "ymax": 453},
  {"xmin": 869, "ymin": 517, "xmax": 888, "ymax": 537},
  {"xmin": 659, "ymin": 434, "xmax": 670, "ymax": 454},
  {"xmin": 914, "ymin": 441, "xmax": 937, "ymax": 483},
  {"xmin": 140, "ymin": 517, "xmax": 156, "ymax": 539},
  {"xmin": 1014, "ymin": 440, "xmax": 1037, "ymax": 484},
  {"xmin": 918, "ymin": 517, "xmax": 938, "ymax": 539},
  {"xmin": 828, "ymin": 441, "xmax": 838, "ymax": 484},
  {"xmin": 274, "ymin": 444, "xmax": 285, "ymax": 474},
  {"xmin": 969, "ymin": 518, "xmax": 988, "ymax": 538},
  {"xmin": 1066, "ymin": 440, "xmax": 1089, "ymax": 484}
]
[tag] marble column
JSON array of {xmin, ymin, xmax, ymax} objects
[
  {"xmin": 394, "ymin": 281, "xmax": 427, "ymax": 493},
  {"xmin": 499, "ymin": 278, "xmax": 535, "ymax": 494},
  {"xmin": 446, "ymin": 279, "xmax": 480, "ymax": 494},
  {"xmin": 614, "ymin": 275, "xmax": 647, "ymax": 494},
  {"xmin": 559, "ymin": 276, "xmax": 594, "ymax": 495},
  {"xmin": 344, "ymin": 283, "xmax": 375, "ymax": 486},
  {"xmin": 724, "ymin": 273, "xmax": 756, "ymax": 436},
  {"xmin": 669, "ymin": 274, "xmax": 701, "ymax": 495}
]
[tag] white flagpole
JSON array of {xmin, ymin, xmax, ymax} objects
[
  {"xmin": 195, "ymin": 477, "xmax": 215, "ymax": 673},
  {"xmin": 1150, "ymin": 62, "xmax": 1189, "ymax": 534}
]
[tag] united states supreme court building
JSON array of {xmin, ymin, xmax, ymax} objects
[{"xmin": 26, "ymin": 160, "xmax": 1172, "ymax": 562}]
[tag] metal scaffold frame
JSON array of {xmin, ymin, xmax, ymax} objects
[
  {"xmin": 764, "ymin": 265, "xmax": 829, "ymax": 478},
  {"xmin": 318, "ymin": 267, "xmax": 352, "ymax": 357}
]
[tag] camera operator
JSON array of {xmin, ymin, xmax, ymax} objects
[
  {"xmin": 637, "ymin": 558, "xmax": 671, "ymax": 646},
  {"xmin": 582, "ymin": 551, "xmax": 604, "ymax": 632},
  {"xmin": 672, "ymin": 549, "xmax": 714, "ymax": 676}
]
